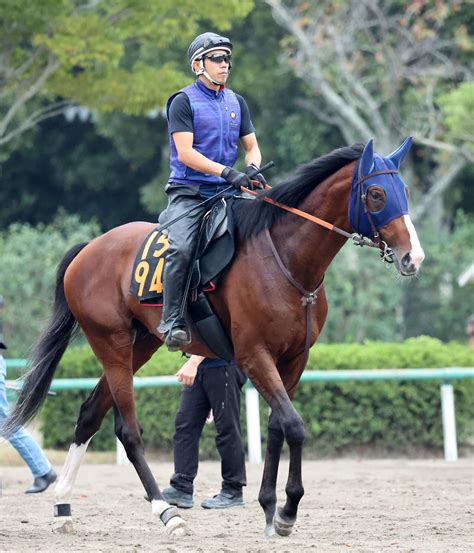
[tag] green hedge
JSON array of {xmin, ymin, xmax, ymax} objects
[{"xmin": 40, "ymin": 337, "xmax": 474, "ymax": 457}]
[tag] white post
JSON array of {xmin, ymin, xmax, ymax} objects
[
  {"xmin": 245, "ymin": 386, "xmax": 262, "ymax": 464},
  {"xmin": 116, "ymin": 437, "xmax": 129, "ymax": 465},
  {"xmin": 440, "ymin": 383, "xmax": 458, "ymax": 462}
]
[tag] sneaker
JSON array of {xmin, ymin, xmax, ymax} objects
[
  {"xmin": 201, "ymin": 490, "xmax": 244, "ymax": 509},
  {"xmin": 162, "ymin": 485, "xmax": 194, "ymax": 509}
]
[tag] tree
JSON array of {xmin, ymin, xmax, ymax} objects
[
  {"xmin": 264, "ymin": 0, "xmax": 473, "ymax": 220},
  {"xmin": 321, "ymin": 211, "xmax": 474, "ymax": 343},
  {"xmin": 0, "ymin": 0, "xmax": 253, "ymax": 147},
  {"xmin": 0, "ymin": 213, "xmax": 100, "ymax": 356}
]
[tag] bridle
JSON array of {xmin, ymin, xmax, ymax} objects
[
  {"xmin": 354, "ymin": 165, "xmax": 400, "ymax": 264},
  {"xmin": 241, "ymin": 165, "xmax": 401, "ymax": 263},
  {"xmin": 239, "ymin": 165, "xmax": 401, "ymax": 369}
]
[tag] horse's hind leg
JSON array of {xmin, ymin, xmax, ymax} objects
[
  {"xmin": 53, "ymin": 332, "xmax": 163, "ymax": 533},
  {"xmin": 53, "ymin": 375, "xmax": 113, "ymax": 532},
  {"xmin": 89, "ymin": 330, "xmax": 187, "ymax": 535}
]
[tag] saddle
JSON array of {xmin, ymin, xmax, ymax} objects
[{"xmin": 130, "ymin": 199, "xmax": 236, "ymax": 359}]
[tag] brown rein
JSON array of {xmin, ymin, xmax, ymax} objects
[
  {"xmin": 241, "ymin": 184, "xmax": 353, "ymax": 238},
  {"xmin": 241, "ymin": 182, "xmax": 380, "ymax": 248}
]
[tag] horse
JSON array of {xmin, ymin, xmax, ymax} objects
[{"xmin": 5, "ymin": 138, "xmax": 424, "ymax": 537}]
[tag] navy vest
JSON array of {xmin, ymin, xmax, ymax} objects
[{"xmin": 167, "ymin": 80, "xmax": 241, "ymax": 186}]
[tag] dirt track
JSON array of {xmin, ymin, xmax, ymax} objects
[{"xmin": 1, "ymin": 458, "xmax": 472, "ymax": 552}]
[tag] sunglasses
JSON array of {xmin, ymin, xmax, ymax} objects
[{"xmin": 205, "ymin": 54, "xmax": 232, "ymax": 64}]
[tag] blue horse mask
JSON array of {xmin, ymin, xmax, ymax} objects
[{"xmin": 349, "ymin": 138, "xmax": 412, "ymax": 237}]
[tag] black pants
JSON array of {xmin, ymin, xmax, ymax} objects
[
  {"xmin": 170, "ymin": 362, "xmax": 247, "ymax": 495},
  {"xmin": 158, "ymin": 185, "xmax": 208, "ymax": 333},
  {"xmin": 158, "ymin": 183, "xmax": 236, "ymax": 333}
]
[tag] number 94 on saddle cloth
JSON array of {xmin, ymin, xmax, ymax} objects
[{"xmin": 129, "ymin": 198, "xmax": 235, "ymax": 306}]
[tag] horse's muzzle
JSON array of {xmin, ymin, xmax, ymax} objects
[{"xmin": 399, "ymin": 251, "xmax": 424, "ymax": 276}]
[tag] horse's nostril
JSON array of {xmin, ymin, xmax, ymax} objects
[{"xmin": 402, "ymin": 253, "xmax": 411, "ymax": 267}]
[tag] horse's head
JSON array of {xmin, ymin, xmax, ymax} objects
[{"xmin": 349, "ymin": 138, "xmax": 425, "ymax": 276}]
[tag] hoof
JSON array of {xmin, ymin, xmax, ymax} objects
[
  {"xmin": 165, "ymin": 516, "xmax": 190, "ymax": 536},
  {"xmin": 52, "ymin": 517, "xmax": 75, "ymax": 534},
  {"xmin": 274, "ymin": 508, "xmax": 295, "ymax": 537}
]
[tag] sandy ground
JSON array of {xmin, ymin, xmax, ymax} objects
[{"xmin": 0, "ymin": 457, "xmax": 473, "ymax": 553}]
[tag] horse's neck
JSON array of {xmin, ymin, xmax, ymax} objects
[{"xmin": 270, "ymin": 165, "xmax": 354, "ymax": 291}]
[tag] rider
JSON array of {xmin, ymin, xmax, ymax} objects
[{"xmin": 157, "ymin": 31, "xmax": 266, "ymax": 350}]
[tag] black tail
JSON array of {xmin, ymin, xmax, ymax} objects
[{"xmin": 2, "ymin": 242, "xmax": 89, "ymax": 436}]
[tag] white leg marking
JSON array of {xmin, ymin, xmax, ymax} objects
[
  {"xmin": 52, "ymin": 439, "xmax": 92, "ymax": 533},
  {"xmin": 151, "ymin": 499, "xmax": 171, "ymax": 516},
  {"xmin": 151, "ymin": 499, "xmax": 189, "ymax": 536},
  {"xmin": 404, "ymin": 215, "xmax": 425, "ymax": 268},
  {"xmin": 55, "ymin": 439, "xmax": 92, "ymax": 504}
]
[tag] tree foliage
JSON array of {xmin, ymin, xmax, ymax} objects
[
  {"xmin": 322, "ymin": 211, "xmax": 474, "ymax": 343},
  {"xmin": 438, "ymin": 82, "xmax": 474, "ymax": 144},
  {"xmin": 0, "ymin": 0, "xmax": 253, "ymax": 145},
  {"xmin": 0, "ymin": 114, "xmax": 166, "ymax": 229},
  {"xmin": 0, "ymin": 213, "xmax": 99, "ymax": 356},
  {"xmin": 264, "ymin": 0, "xmax": 473, "ymax": 220}
]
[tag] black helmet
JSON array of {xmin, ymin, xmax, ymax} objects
[{"xmin": 187, "ymin": 32, "xmax": 232, "ymax": 66}]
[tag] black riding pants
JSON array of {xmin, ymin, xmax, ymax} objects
[
  {"xmin": 170, "ymin": 362, "xmax": 247, "ymax": 495},
  {"xmin": 158, "ymin": 185, "xmax": 208, "ymax": 332}
]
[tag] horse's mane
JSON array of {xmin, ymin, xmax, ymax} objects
[{"xmin": 233, "ymin": 143, "xmax": 364, "ymax": 241}]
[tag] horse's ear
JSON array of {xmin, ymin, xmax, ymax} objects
[
  {"xmin": 360, "ymin": 138, "xmax": 374, "ymax": 176},
  {"xmin": 387, "ymin": 136, "xmax": 413, "ymax": 168}
]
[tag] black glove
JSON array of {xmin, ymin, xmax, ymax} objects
[
  {"xmin": 221, "ymin": 166, "xmax": 252, "ymax": 190},
  {"xmin": 245, "ymin": 163, "xmax": 267, "ymax": 187}
]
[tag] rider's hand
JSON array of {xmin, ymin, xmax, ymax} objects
[
  {"xmin": 176, "ymin": 358, "xmax": 199, "ymax": 387},
  {"xmin": 221, "ymin": 166, "xmax": 252, "ymax": 190},
  {"xmin": 245, "ymin": 163, "xmax": 267, "ymax": 188}
]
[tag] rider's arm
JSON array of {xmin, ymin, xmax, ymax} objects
[
  {"xmin": 176, "ymin": 355, "xmax": 204, "ymax": 387},
  {"xmin": 240, "ymin": 132, "xmax": 262, "ymax": 169},
  {"xmin": 172, "ymin": 132, "xmax": 226, "ymax": 176},
  {"xmin": 237, "ymin": 94, "xmax": 262, "ymax": 169}
]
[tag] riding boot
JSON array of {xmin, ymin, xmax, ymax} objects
[{"xmin": 157, "ymin": 258, "xmax": 190, "ymax": 350}]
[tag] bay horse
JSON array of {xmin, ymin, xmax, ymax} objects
[{"xmin": 5, "ymin": 138, "xmax": 424, "ymax": 537}]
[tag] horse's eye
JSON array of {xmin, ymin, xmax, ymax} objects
[
  {"xmin": 366, "ymin": 187, "xmax": 387, "ymax": 212},
  {"xmin": 371, "ymin": 191, "xmax": 382, "ymax": 200}
]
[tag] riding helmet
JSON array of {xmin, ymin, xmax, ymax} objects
[{"xmin": 187, "ymin": 32, "xmax": 232, "ymax": 66}]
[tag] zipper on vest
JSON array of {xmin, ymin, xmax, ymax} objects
[{"xmin": 218, "ymin": 96, "xmax": 224, "ymax": 163}]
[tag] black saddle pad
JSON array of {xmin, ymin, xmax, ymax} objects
[{"xmin": 129, "ymin": 200, "xmax": 235, "ymax": 305}]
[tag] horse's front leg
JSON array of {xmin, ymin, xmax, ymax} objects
[
  {"xmin": 239, "ymin": 350, "xmax": 305, "ymax": 537},
  {"xmin": 272, "ymin": 397, "xmax": 305, "ymax": 536},
  {"xmin": 272, "ymin": 354, "xmax": 309, "ymax": 537},
  {"xmin": 258, "ymin": 409, "xmax": 284, "ymax": 536}
]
